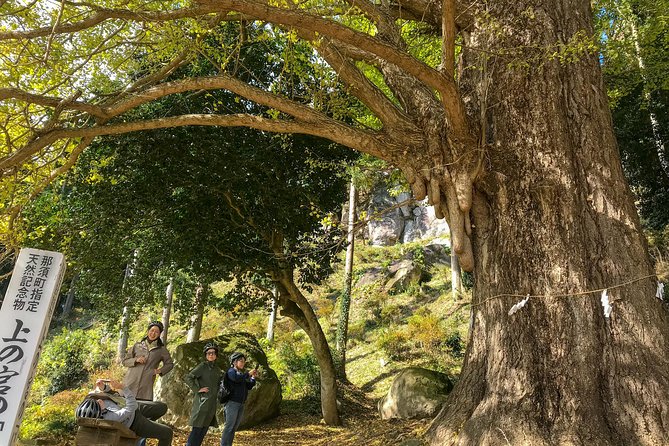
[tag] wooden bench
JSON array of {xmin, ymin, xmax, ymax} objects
[{"xmin": 75, "ymin": 417, "xmax": 138, "ymax": 446}]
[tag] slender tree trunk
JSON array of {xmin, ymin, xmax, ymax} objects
[
  {"xmin": 117, "ymin": 249, "xmax": 139, "ymax": 362},
  {"xmin": 427, "ymin": 2, "xmax": 669, "ymax": 444},
  {"xmin": 335, "ymin": 181, "xmax": 356, "ymax": 379},
  {"xmin": 279, "ymin": 278, "xmax": 341, "ymax": 426},
  {"xmin": 117, "ymin": 305, "xmax": 131, "ymax": 362},
  {"xmin": 161, "ymin": 277, "xmax": 174, "ymax": 344},
  {"xmin": 269, "ymin": 231, "xmax": 340, "ymax": 426},
  {"xmin": 187, "ymin": 283, "xmax": 206, "ymax": 343},
  {"xmin": 266, "ymin": 287, "xmax": 277, "ymax": 342},
  {"xmin": 62, "ymin": 271, "xmax": 78, "ymax": 317}
]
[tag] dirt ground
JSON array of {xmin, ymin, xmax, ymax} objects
[
  {"xmin": 170, "ymin": 411, "xmax": 425, "ymax": 446},
  {"xmin": 170, "ymin": 386, "xmax": 427, "ymax": 446}
]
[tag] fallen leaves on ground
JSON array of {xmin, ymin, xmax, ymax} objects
[{"xmin": 172, "ymin": 383, "xmax": 427, "ymax": 446}]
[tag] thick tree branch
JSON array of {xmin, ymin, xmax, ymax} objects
[
  {"xmin": 3, "ymin": 1, "xmax": 473, "ymax": 151},
  {"xmin": 442, "ymin": 0, "xmax": 456, "ymax": 75},
  {"xmin": 0, "ymin": 6, "xmax": 209, "ymax": 40},
  {"xmin": 315, "ymin": 37, "xmax": 415, "ymax": 132},
  {"xmin": 0, "ymin": 89, "xmax": 107, "ymax": 118},
  {"xmin": 0, "ymin": 113, "xmax": 385, "ymax": 174}
]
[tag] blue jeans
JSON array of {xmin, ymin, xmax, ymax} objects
[
  {"xmin": 220, "ymin": 401, "xmax": 244, "ymax": 446},
  {"xmin": 186, "ymin": 426, "xmax": 210, "ymax": 446}
]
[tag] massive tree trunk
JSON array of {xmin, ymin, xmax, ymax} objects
[{"xmin": 427, "ymin": 1, "xmax": 669, "ymax": 444}]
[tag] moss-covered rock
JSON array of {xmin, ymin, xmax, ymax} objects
[
  {"xmin": 378, "ymin": 367, "xmax": 452, "ymax": 419},
  {"xmin": 155, "ymin": 333, "xmax": 281, "ymax": 429}
]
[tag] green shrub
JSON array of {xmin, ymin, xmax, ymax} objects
[
  {"xmin": 379, "ymin": 303, "xmax": 405, "ymax": 325},
  {"xmin": 20, "ymin": 390, "xmax": 83, "ymax": 440},
  {"xmin": 407, "ymin": 309, "xmax": 445, "ymax": 351},
  {"xmin": 269, "ymin": 339, "xmax": 320, "ymax": 400},
  {"xmin": 33, "ymin": 327, "xmax": 115, "ymax": 401},
  {"xmin": 347, "ymin": 319, "xmax": 367, "ymax": 341},
  {"xmin": 239, "ymin": 312, "xmax": 268, "ymax": 339},
  {"xmin": 445, "ymin": 331, "xmax": 464, "ymax": 358},
  {"xmin": 377, "ymin": 328, "xmax": 409, "ymax": 360}
]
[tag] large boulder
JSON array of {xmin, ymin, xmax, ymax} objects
[
  {"xmin": 378, "ymin": 367, "xmax": 453, "ymax": 420},
  {"xmin": 385, "ymin": 260, "xmax": 422, "ymax": 292},
  {"xmin": 355, "ymin": 266, "xmax": 390, "ymax": 288},
  {"xmin": 155, "ymin": 333, "xmax": 281, "ymax": 429}
]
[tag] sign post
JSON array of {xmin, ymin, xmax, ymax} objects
[{"xmin": 0, "ymin": 248, "xmax": 66, "ymax": 445}]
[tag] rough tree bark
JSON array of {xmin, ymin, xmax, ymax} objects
[{"xmin": 425, "ymin": 1, "xmax": 669, "ymax": 445}]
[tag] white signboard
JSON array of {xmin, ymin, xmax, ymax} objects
[{"xmin": 0, "ymin": 248, "xmax": 66, "ymax": 446}]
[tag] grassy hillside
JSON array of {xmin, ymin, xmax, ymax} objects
[{"xmin": 19, "ymin": 239, "xmax": 471, "ymax": 444}]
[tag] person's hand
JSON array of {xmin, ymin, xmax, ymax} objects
[
  {"xmin": 198, "ymin": 387, "xmax": 209, "ymax": 393},
  {"xmin": 136, "ymin": 356, "xmax": 147, "ymax": 364},
  {"xmin": 109, "ymin": 380, "xmax": 124, "ymax": 391},
  {"xmin": 95, "ymin": 379, "xmax": 109, "ymax": 391},
  {"xmin": 153, "ymin": 368, "xmax": 161, "ymax": 375},
  {"xmin": 249, "ymin": 369, "xmax": 258, "ymax": 378}
]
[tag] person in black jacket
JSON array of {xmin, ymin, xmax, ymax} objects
[{"xmin": 220, "ymin": 352, "xmax": 258, "ymax": 446}]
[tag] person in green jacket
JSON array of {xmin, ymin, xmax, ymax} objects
[{"xmin": 185, "ymin": 342, "xmax": 223, "ymax": 446}]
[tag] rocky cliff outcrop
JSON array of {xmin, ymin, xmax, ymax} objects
[{"xmin": 364, "ymin": 189, "xmax": 450, "ymax": 246}]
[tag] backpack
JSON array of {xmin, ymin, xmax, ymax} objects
[{"xmin": 219, "ymin": 374, "xmax": 231, "ymax": 404}]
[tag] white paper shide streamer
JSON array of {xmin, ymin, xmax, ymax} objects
[
  {"xmin": 508, "ymin": 295, "xmax": 530, "ymax": 316},
  {"xmin": 601, "ymin": 289, "xmax": 612, "ymax": 318},
  {"xmin": 657, "ymin": 282, "xmax": 665, "ymax": 301}
]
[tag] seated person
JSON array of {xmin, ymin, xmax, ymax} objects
[{"xmin": 75, "ymin": 379, "xmax": 173, "ymax": 446}]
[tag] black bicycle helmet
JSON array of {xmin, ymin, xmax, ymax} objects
[
  {"xmin": 75, "ymin": 398, "xmax": 102, "ymax": 419},
  {"xmin": 203, "ymin": 342, "xmax": 219, "ymax": 355},
  {"xmin": 229, "ymin": 352, "xmax": 246, "ymax": 365},
  {"xmin": 147, "ymin": 320, "xmax": 164, "ymax": 332}
]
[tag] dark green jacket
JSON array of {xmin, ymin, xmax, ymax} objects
[{"xmin": 185, "ymin": 360, "xmax": 223, "ymax": 428}]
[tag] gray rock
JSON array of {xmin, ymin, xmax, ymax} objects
[
  {"xmin": 422, "ymin": 244, "xmax": 452, "ymax": 267},
  {"xmin": 368, "ymin": 214, "xmax": 404, "ymax": 246},
  {"xmin": 365, "ymin": 186, "xmax": 451, "ymax": 246},
  {"xmin": 367, "ymin": 187, "xmax": 404, "ymax": 246},
  {"xmin": 155, "ymin": 333, "xmax": 281, "ymax": 430},
  {"xmin": 402, "ymin": 220, "xmax": 417, "ymax": 244},
  {"xmin": 386, "ymin": 260, "xmax": 422, "ymax": 292},
  {"xmin": 378, "ymin": 367, "xmax": 453, "ymax": 420},
  {"xmin": 356, "ymin": 267, "xmax": 390, "ymax": 288}
]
